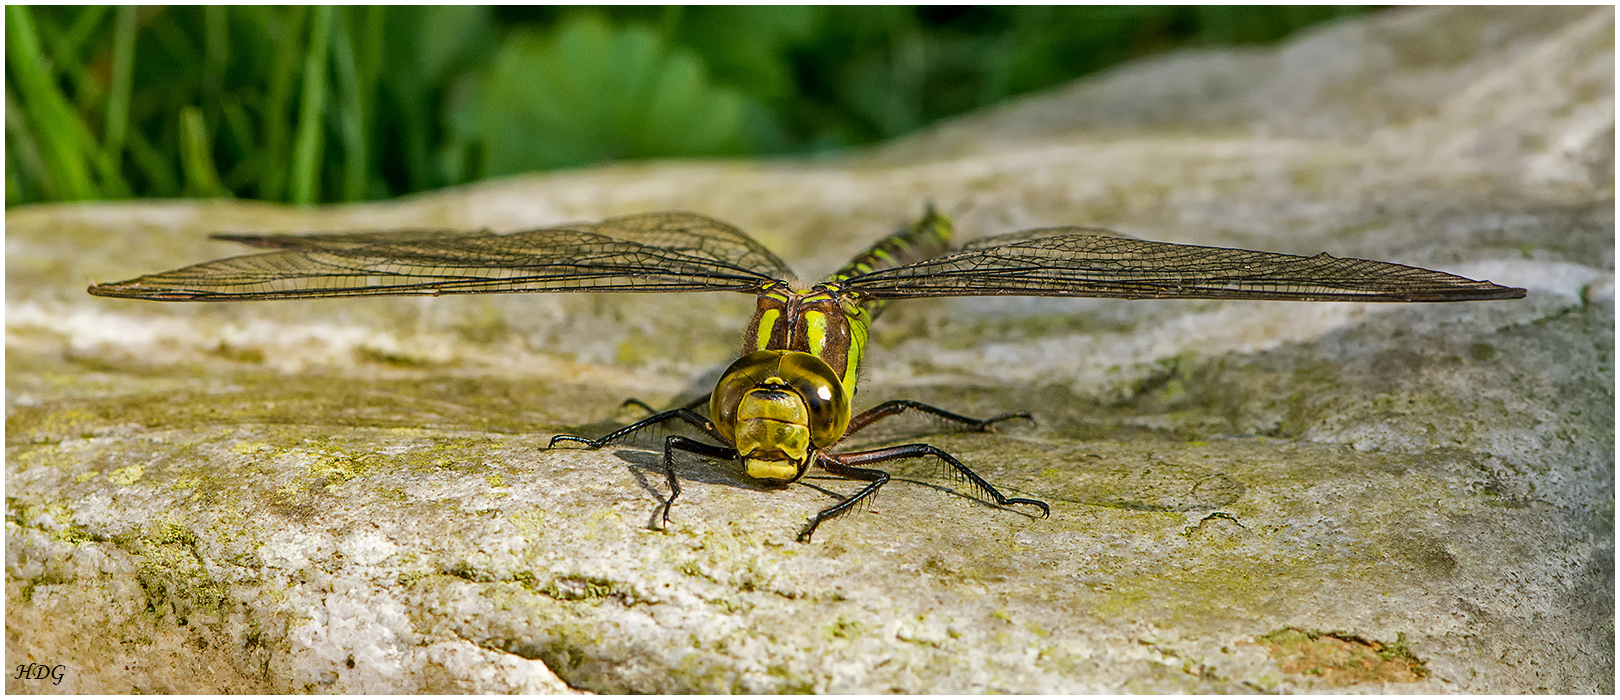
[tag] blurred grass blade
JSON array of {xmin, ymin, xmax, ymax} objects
[
  {"xmin": 331, "ymin": 7, "xmax": 366, "ymax": 202},
  {"xmin": 13, "ymin": 6, "xmax": 132, "ymax": 198},
  {"xmin": 355, "ymin": 6, "xmax": 385, "ymax": 198},
  {"xmin": 180, "ymin": 105, "xmax": 227, "ymax": 197},
  {"xmin": 63, "ymin": 5, "xmax": 112, "ymax": 54},
  {"xmin": 102, "ymin": 6, "xmax": 137, "ymax": 162},
  {"xmin": 6, "ymin": 85, "xmax": 55, "ymax": 202},
  {"xmin": 260, "ymin": 5, "xmax": 309, "ymax": 201},
  {"xmin": 6, "ymin": 5, "xmax": 97, "ymax": 199},
  {"xmin": 384, "ymin": 5, "xmax": 494, "ymax": 191},
  {"xmin": 34, "ymin": 7, "xmax": 102, "ymax": 112},
  {"xmin": 218, "ymin": 95, "xmax": 258, "ymax": 189},
  {"xmin": 290, "ymin": 6, "xmax": 334, "ymax": 205},
  {"xmin": 204, "ymin": 6, "xmax": 228, "ymax": 95},
  {"xmin": 125, "ymin": 127, "xmax": 180, "ymax": 195}
]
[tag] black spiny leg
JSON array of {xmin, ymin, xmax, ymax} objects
[
  {"xmin": 802, "ymin": 443, "xmax": 1049, "ymax": 541},
  {"xmin": 844, "ymin": 400, "xmax": 1033, "ymax": 438},
  {"xmin": 659, "ymin": 436, "xmax": 737, "ymax": 529},
  {"xmin": 548, "ymin": 408, "xmax": 723, "ymax": 449},
  {"xmin": 621, "ymin": 393, "xmax": 712, "ymax": 417},
  {"xmin": 798, "ymin": 453, "xmax": 890, "ymax": 543}
]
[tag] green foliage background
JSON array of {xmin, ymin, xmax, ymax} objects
[{"xmin": 5, "ymin": 5, "xmax": 1369, "ymax": 207}]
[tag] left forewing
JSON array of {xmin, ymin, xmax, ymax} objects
[{"xmin": 840, "ymin": 229, "xmax": 1526, "ymax": 302}]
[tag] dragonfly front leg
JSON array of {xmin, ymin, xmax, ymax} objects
[
  {"xmin": 802, "ymin": 443, "xmax": 1049, "ymax": 542},
  {"xmin": 547, "ymin": 408, "xmax": 722, "ymax": 449},
  {"xmin": 798, "ymin": 453, "xmax": 890, "ymax": 543},
  {"xmin": 843, "ymin": 400, "xmax": 1034, "ymax": 438},
  {"xmin": 659, "ymin": 436, "xmax": 738, "ymax": 529},
  {"xmin": 549, "ymin": 408, "xmax": 736, "ymax": 531}
]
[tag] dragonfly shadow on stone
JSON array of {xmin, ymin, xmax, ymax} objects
[
  {"xmin": 610, "ymin": 447, "xmax": 761, "ymax": 492},
  {"xmin": 801, "ymin": 473, "xmax": 1050, "ymax": 521}
]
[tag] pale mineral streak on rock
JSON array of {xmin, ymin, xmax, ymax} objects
[{"xmin": 7, "ymin": 5, "xmax": 1613, "ymax": 694}]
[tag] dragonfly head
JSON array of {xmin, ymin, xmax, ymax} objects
[{"xmin": 712, "ymin": 350, "xmax": 851, "ymax": 484}]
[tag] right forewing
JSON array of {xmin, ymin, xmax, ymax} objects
[{"xmin": 88, "ymin": 211, "xmax": 797, "ymax": 301}]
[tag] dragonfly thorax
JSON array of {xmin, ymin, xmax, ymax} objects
[
  {"xmin": 711, "ymin": 350, "xmax": 851, "ymax": 483},
  {"xmin": 743, "ymin": 284, "xmax": 871, "ymax": 403}
]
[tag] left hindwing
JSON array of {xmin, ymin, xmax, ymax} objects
[{"xmin": 837, "ymin": 227, "xmax": 1525, "ymax": 303}]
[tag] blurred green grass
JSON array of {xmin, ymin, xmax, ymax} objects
[{"xmin": 5, "ymin": 5, "xmax": 1369, "ymax": 207}]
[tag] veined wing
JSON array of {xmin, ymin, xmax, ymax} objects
[
  {"xmin": 88, "ymin": 211, "xmax": 796, "ymax": 301},
  {"xmin": 840, "ymin": 227, "xmax": 1526, "ymax": 302}
]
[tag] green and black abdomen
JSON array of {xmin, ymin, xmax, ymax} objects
[{"xmin": 829, "ymin": 205, "xmax": 955, "ymax": 288}]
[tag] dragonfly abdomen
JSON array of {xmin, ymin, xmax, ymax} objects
[{"xmin": 829, "ymin": 205, "xmax": 954, "ymax": 284}]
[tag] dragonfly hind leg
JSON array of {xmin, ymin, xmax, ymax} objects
[
  {"xmin": 547, "ymin": 407, "xmax": 722, "ymax": 449},
  {"xmin": 844, "ymin": 400, "xmax": 1034, "ymax": 439},
  {"xmin": 801, "ymin": 443, "xmax": 1049, "ymax": 542},
  {"xmin": 620, "ymin": 393, "xmax": 711, "ymax": 417}
]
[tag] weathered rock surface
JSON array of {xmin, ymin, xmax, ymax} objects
[{"xmin": 7, "ymin": 6, "xmax": 1612, "ymax": 693}]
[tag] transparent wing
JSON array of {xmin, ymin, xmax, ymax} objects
[
  {"xmin": 88, "ymin": 212, "xmax": 796, "ymax": 301},
  {"xmin": 841, "ymin": 227, "xmax": 1526, "ymax": 302}
]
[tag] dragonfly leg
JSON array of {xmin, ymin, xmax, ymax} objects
[
  {"xmin": 620, "ymin": 398, "xmax": 659, "ymax": 415},
  {"xmin": 620, "ymin": 393, "xmax": 712, "ymax": 417},
  {"xmin": 797, "ymin": 453, "xmax": 890, "ymax": 543},
  {"xmin": 548, "ymin": 408, "xmax": 721, "ymax": 449},
  {"xmin": 658, "ymin": 436, "xmax": 738, "ymax": 530},
  {"xmin": 816, "ymin": 443, "xmax": 1049, "ymax": 534},
  {"xmin": 843, "ymin": 400, "xmax": 1034, "ymax": 438}
]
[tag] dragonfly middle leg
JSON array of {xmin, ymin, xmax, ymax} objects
[{"xmin": 844, "ymin": 400, "xmax": 1033, "ymax": 438}]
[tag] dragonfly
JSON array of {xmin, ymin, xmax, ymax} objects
[{"xmin": 89, "ymin": 208, "xmax": 1525, "ymax": 541}]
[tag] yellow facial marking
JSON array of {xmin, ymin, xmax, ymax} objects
[
  {"xmin": 733, "ymin": 387, "xmax": 812, "ymax": 475},
  {"xmin": 745, "ymin": 459, "xmax": 799, "ymax": 482}
]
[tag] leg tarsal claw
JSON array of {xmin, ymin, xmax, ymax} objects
[
  {"xmin": 1004, "ymin": 496, "xmax": 1051, "ymax": 518},
  {"xmin": 547, "ymin": 434, "xmax": 600, "ymax": 449},
  {"xmin": 620, "ymin": 398, "xmax": 658, "ymax": 415},
  {"xmin": 981, "ymin": 411, "xmax": 1036, "ymax": 431},
  {"xmin": 656, "ymin": 503, "xmax": 673, "ymax": 530}
]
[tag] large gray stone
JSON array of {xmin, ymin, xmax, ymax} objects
[{"xmin": 6, "ymin": 6, "xmax": 1612, "ymax": 693}]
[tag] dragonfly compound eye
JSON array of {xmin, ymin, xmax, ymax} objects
[{"xmin": 777, "ymin": 352, "xmax": 850, "ymax": 445}]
